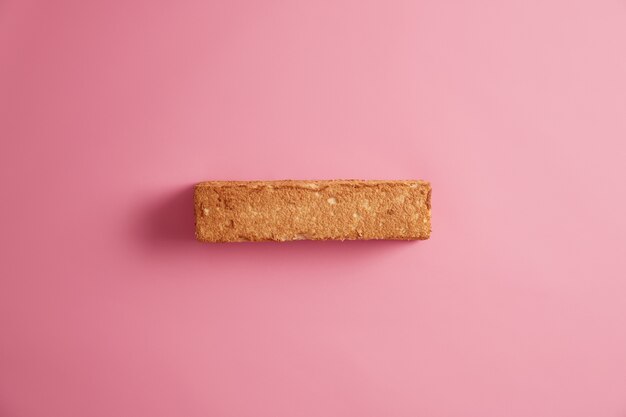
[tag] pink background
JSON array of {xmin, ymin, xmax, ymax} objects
[{"xmin": 2, "ymin": 1, "xmax": 626, "ymax": 416}]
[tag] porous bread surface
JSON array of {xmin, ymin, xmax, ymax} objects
[{"xmin": 194, "ymin": 180, "xmax": 431, "ymax": 242}]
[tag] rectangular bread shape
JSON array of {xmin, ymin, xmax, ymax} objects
[{"xmin": 194, "ymin": 180, "xmax": 431, "ymax": 242}]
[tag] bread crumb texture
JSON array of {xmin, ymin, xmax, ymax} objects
[{"xmin": 194, "ymin": 180, "xmax": 431, "ymax": 242}]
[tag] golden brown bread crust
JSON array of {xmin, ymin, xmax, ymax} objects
[{"xmin": 194, "ymin": 180, "xmax": 431, "ymax": 242}]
